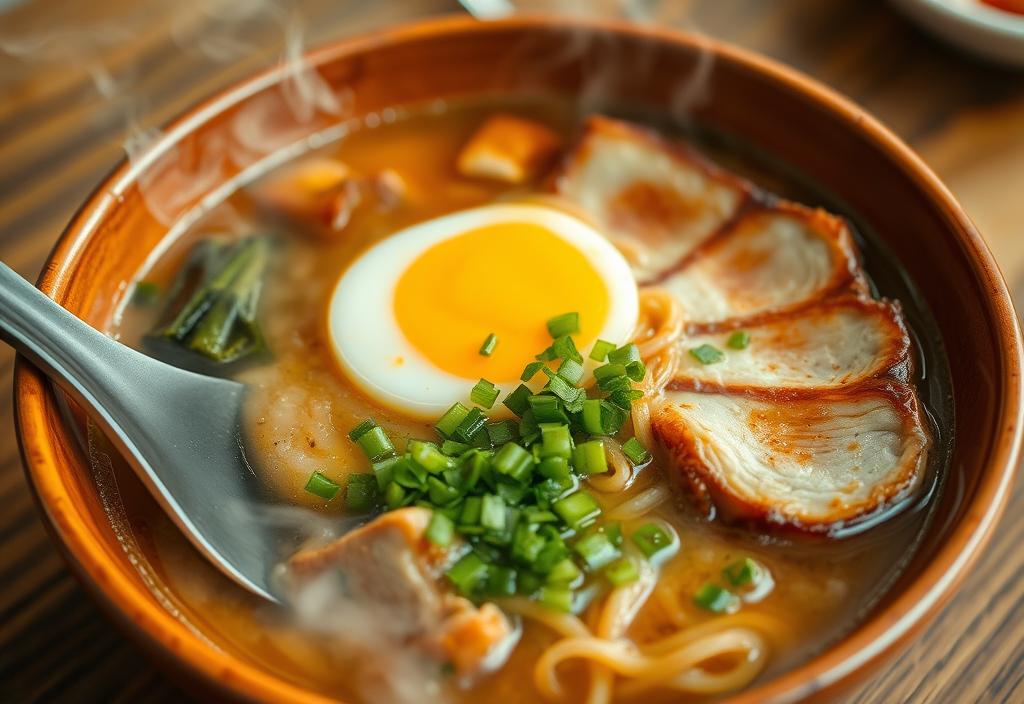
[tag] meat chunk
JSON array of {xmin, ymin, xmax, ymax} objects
[
  {"xmin": 552, "ymin": 115, "xmax": 749, "ymax": 281},
  {"xmin": 661, "ymin": 202, "xmax": 866, "ymax": 330},
  {"xmin": 652, "ymin": 386, "xmax": 929, "ymax": 530},
  {"xmin": 456, "ymin": 114, "xmax": 562, "ymax": 184},
  {"xmin": 288, "ymin": 508, "xmax": 515, "ymax": 677},
  {"xmin": 673, "ymin": 297, "xmax": 911, "ymax": 393}
]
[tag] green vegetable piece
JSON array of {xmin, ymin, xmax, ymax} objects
[
  {"xmin": 409, "ymin": 439, "xmax": 451, "ymax": 473},
  {"xmin": 694, "ymin": 582, "xmax": 740, "ymax": 613},
  {"xmin": 624, "ymin": 360, "xmax": 646, "ymax": 382},
  {"xmin": 131, "ymin": 280, "xmax": 160, "ymax": 306},
  {"xmin": 485, "ymin": 420, "xmax": 518, "ymax": 446},
  {"xmin": 553, "ymin": 491, "xmax": 602, "ymax": 530},
  {"xmin": 537, "ymin": 585, "xmax": 574, "ymax": 612},
  {"xmin": 470, "ymin": 378, "xmax": 500, "ymax": 409},
  {"xmin": 441, "ymin": 439, "xmax": 472, "ymax": 456},
  {"xmin": 479, "ymin": 333, "xmax": 498, "ymax": 356},
  {"xmin": 546, "ymin": 557, "xmax": 582, "ymax": 585},
  {"xmin": 304, "ymin": 471, "xmax": 340, "ymax": 500},
  {"xmin": 723, "ymin": 557, "xmax": 766, "ymax": 588},
  {"xmin": 348, "ymin": 418, "xmax": 378, "ymax": 442},
  {"xmin": 547, "ymin": 312, "xmax": 580, "ymax": 338},
  {"xmin": 589, "ymin": 339, "xmax": 616, "ymax": 362},
  {"xmin": 632, "ymin": 523, "xmax": 673, "ymax": 558},
  {"xmin": 481, "ymin": 494, "xmax": 507, "ymax": 531},
  {"xmin": 503, "ymin": 384, "xmax": 533, "ymax": 417},
  {"xmin": 436, "ymin": 402, "xmax": 470, "ymax": 438},
  {"xmin": 447, "ymin": 553, "xmax": 488, "ymax": 595},
  {"xmin": 557, "ymin": 358, "xmax": 585, "ymax": 385},
  {"xmin": 573, "ymin": 531, "xmax": 619, "ymax": 570},
  {"xmin": 355, "ymin": 426, "xmax": 395, "ymax": 462},
  {"xmin": 689, "ymin": 344, "xmax": 725, "ymax": 365},
  {"xmin": 486, "ymin": 566, "xmax": 517, "ymax": 597},
  {"xmin": 540, "ymin": 424, "xmax": 573, "ymax": 460},
  {"xmin": 621, "ymin": 437, "xmax": 651, "ymax": 465},
  {"xmin": 727, "ymin": 330, "xmax": 751, "ymax": 350},
  {"xmin": 607, "ymin": 342, "xmax": 640, "ymax": 365},
  {"xmin": 426, "ymin": 511, "xmax": 455, "ymax": 546},
  {"xmin": 572, "ymin": 440, "xmax": 608, "ymax": 475},
  {"xmin": 604, "ymin": 556, "xmax": 639, "ymax": 586},
  {"xmin": 520, "ymin": 361, "xmax": 545, "ymax": 382},
  {"xmin": 493, "ymin": 442, "xmax": 534, "ymax": 481},
  {"xmin": 345, "ymin": 473, "xmax": 379, "ymax": 511},
  {"xmin": 552, "ymin": 335, "xmax": 583, "ymax": 363}
]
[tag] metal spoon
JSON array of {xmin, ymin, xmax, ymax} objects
[{"xmin": 0, "ymin": 262, "xmax": 285, "ymax": 602}]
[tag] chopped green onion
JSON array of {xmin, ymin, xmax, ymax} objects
[
  {"xmin": 427, "ymin": 476, "xmax": 460, "ymax": 505},
  {"xmin": 426, "ymin": 511, "xmax": 455, "ymax": 546},
  {"xmin": 573, "ymin": 531, "xmax": 619, "ymax": 570},
  {"xmin": 447, "ymin": 552, "xmax": 488, "ymax": 595},
  {"xmin": 624, "ymin": 360, "xmax": 646, "ymax": 382},
  {"xmin": 512, "ymin": 524, "xmax": 547, "ymax": 564},
  {"xmin": 538, "ymin": 456, "xmax": 571, "ymax": 483},
  {"xmin": 497, "ymin": 482, "xmax": 529, "ymax": 505},
  {"xmin": 304, "ymin": 471, "xmax": 340, "ymax": 500},
  {"xmin": 384, "ymin": 481, "xmax": 406, "ymax": 509},
  {"xmin": 593, "ymin": 363, "xmax": 627, "ymax": 384},
  {"xmin": 573, "ymin": 440, "xmax": 608, "ymax": 475},
  {"xmin": 727, "ymin": 330, "xmax": 750, "ymax": 350},
  {"xmin": 346, "ymin": 473, "xmax": 379, "ymax": 511},
  {"xmin": 454, "ymin": 407, "xmax": 488, "ymax": 443},
  {"xmin": 607, "ymin": 343, "xmax": 640, "ymax": 365},
  {"xmin": 372, "ymin": 456, "xmax": 400, "ymax": 489},
  {"xmin": 547, "ymin": 557, "xmax": 582, "ymax": 585},
  {"xmin": 694, "ymin": 583, "xmax": 740, "ymax": 613},
  {"xmin": 354, "ymin": 425, "xmax": 395, "ymax": 462},
  {"xmin": 521, "ymin": 361, "xmax": 545, "ymax": 382},
  {"xmin": 486, "ymin": 566, "xmax": 517, "ymax": 596},
  {"xmin": 602, "ymin": 522, "xmax": 624, "ymax": 547},
  {"xmin": 537, "ymin": 585, "xmax": 574, "ymax": 612},
  {"xmin": 552, "ymin": 335, "xmax": 583, "ymax": 363},
  {"xmin": 547, "ymin": 312, "xmax": 580, "ymax": 338},
  {"xmin": 632, "ymin": 523, "xmax": 673, "ymax": 558},
  {"xmin": 348, "ymin": 418, "xmax": 378, "ymax": 442},
  {"xmin": 723, "ymin": 557, "xmax": 766, "ymax": 588},
  {"xmin": 557, "ymin": 358, "xmax": 585, "ymax": 385},
  {"xmin": 479, "ymin": 333, "xmax": 498, "ymax": 356},
  {"xmin": 524, "ymin": 508, "xmax": 559, "ymax": 524},
  {"xmin": 608, "ymin": 388, "xmax": 643, "ymax": 410},
  {"xmin": 393, "ymin": 458, "xmax": 428, "ymax": 490},
  {"xmin": 485, "ymin": 420, "xmax": 518, "ymax": 446},
  {"xmin": 540, "ymin": 424, "xmax": 573, "ymax": 460},
  {"xmin": 482, "ymin": 494, "xmax": 507, "ymax": 531},
  {"xmin": 604, "ymin": 556, "xmax": 639, "ymax": 586},
  {"xmin": 589, "ymin": 339, "xmax": 616, "ymax": 362},
  {"xmin": 529, "ymin": 395, "xmax": 569, "ymax": 424},
  {"xmin": 689, "ymin": 344, "xmax": 725, "ymax": 365},
  {"xmin": 460, "ymin": 496, "xmax": 483, "ymax": 525},
  {"xmin": 409, "ymin": 440, "xmax": 451, "ymax": 474},
  {"xmin": 503, "ymin": 384, "xmax": 533, "ymax": 417},
  {"xmin": 553, "ymin": 491, "xmax": 602, "ymax": 530},
  {"xmin": 535, "ymin": 345, "xmax": 557, "ymax": 362},
  {"xmin": 470, "ymin": 378, "xmax": 500, "ymax": 409},
  {"xmin": 441, "ymin": 439, "xmax": 472, "ymax": 456},
  {"xmin": 493, "ymin": 442, "xmax": 534, "ymax": 481},
  {"xmin": 436, "ymin": 402, "xmax": 471, "ymax": 438},
  {"xmin": 621, "ymin": 437, "xmax": 650, "ymax": 465},
  {"xmin": 546, "ymin": 374, "xmax": 580, "ymax": 404}
]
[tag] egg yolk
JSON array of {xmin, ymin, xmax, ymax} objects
[{"xmin": 394, "ymin": 221, "xmax": 611, "ymax": 382}]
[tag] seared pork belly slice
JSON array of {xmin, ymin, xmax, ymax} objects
[
  {"xmin": 661, "ymin": 202, "xmax": 866, "ymax": 330},
  {"xmin": 457, "ymin": 114, "xmax": 563, "ymax": 184},
  {"xmin": 552, "ymin": 115, "xmax": 749, "ymax": 281},
  {"xmin": 288, "ymin": 507, "xmax": 515, "ymax": 677},
  {"xmin": 652, "ymin": 386, "xmax": 929, "ymax": 530},
  {"xmin": 674, "ymin": 298, "xmax": 911, "ymax": 392}
]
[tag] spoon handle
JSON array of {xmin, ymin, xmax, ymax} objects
[{"xmin": 0, "ymin": 263, "xmax": 140, "ymax": 416}]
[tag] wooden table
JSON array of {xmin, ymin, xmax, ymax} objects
[{"xmin": 1, "ymin": 1, "xmax": 1022, "ymax": 701}]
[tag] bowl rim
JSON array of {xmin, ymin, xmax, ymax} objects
[{"xmin": 13, "ymin": 12, "xmax": 1024, "ymax": 704}]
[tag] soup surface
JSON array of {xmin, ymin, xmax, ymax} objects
[{"xmin": 108, "ymin": 98, "xmax": 952, "ymax": 703}]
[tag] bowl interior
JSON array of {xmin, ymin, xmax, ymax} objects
[{"xmin": 15, "ymin": 15, "xmax": 1022, "ymax": 704}]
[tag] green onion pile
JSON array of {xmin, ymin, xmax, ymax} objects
[{"xmin": 315, "ymin": 312, "xmax": 681, "ymax": 612}]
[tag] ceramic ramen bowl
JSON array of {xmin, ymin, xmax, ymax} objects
[{"xmin": 13, "ymin": 14, "xmax": 1023, "ymax": 704}]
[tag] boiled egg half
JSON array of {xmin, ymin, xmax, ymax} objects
[{"xmin": 328, "ymin": 203, "xmax": 638, "ymax": 417}]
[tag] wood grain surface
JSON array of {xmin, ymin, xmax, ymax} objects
[{"xmin": 1, "ymin": 1, "xmax": 1022, "ymax": 702}]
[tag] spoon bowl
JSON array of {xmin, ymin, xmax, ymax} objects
[{"xmin": 0, "ymin": 262, "xmax": 285, "ymax": 601}]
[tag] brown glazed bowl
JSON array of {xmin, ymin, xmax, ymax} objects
[{"xmin": 14, "ymin": 14, "xmax": 1023, "ymax": 704}]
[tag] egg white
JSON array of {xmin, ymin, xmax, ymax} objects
[{"xmin": 327, "ymin": 203, "xmax": 639, "ymax": 418}]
